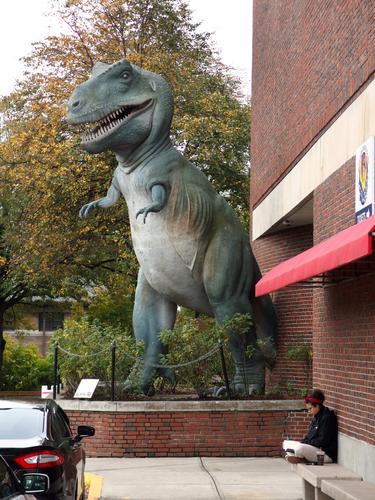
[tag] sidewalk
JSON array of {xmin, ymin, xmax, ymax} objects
[{"xmin": 86, "ymin": 456, "xmax": 303, "ymax": 500}]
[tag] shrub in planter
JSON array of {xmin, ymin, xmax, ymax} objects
[
  {"xmin": 159, "ymin": 311, "xmax": 253, "ymax": 398},
  {"xmin": 0, "ymin": 336, "xmax": 53, "ymax": 391},
  {"xmin": 52, "ymin": 317, "xmax": 142, "ymax": 397}
]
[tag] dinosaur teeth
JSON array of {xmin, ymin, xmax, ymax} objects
[{"xmin": 81, "ymin": 99, "xmax": 152, "ymax": 144}]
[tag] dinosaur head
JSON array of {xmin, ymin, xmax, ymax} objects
[{"xmin": 66, "ymin": 60, "xmax": 173, "ymax": 157}]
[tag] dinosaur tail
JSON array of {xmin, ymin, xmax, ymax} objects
[{"xmin": 250, "ymin": 255, "xmax": 278, "ymax": 369}]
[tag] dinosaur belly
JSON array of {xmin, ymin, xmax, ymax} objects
[{"xmin": 131, "ymin": 216, "xmax": 212, "ymax": 315}]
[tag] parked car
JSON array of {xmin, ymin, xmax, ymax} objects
[
  {"xmin": 0, "ymin": 453, "xmax": 48, "ymax": 499},
  {"xmin": 0, "ymin": 399, "xmax": 95, "ymax": 499}
]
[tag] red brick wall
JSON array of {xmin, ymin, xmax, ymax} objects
[
  {"xmin": 313, "ymin": 159, "xmax": 375, "ymax": 445},
  {"xmin": 253, "ymin": 226, "xmax": 313, "ymax": 393},
  {"xmin": 251, "ymin": 0, "xmax": 375, "ymax": 207},
  {"xmin": 313, "ymin": 159, "xmax": 355, "ymax": 240},
  {"xmin": 67, "ymin": 408, "xmax": 310, "ymax": 458}
]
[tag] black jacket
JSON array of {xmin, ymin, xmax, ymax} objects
[{"xmin": 301, "ymin": 406, "xmax": 338, "ymax": 462}]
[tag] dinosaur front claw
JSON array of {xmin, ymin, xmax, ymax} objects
[
  {"xmin": 136, "ymin": 207, "xmax": 150, "ymax": 223},
  {"xmin": 79, "ymin": 200, "xmax": 99, "ymax": 219}
]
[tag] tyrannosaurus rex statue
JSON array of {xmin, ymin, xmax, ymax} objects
[{"xmin": 67, "ymin": 59, "xmax": 277, "ymax": 395}]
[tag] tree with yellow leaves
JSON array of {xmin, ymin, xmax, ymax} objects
[{"xmin": 0, "ymin": 0, "xmax": 250, "ymax": 368}]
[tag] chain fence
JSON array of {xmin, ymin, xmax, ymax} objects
[{"xmin": 52, "ymin": 339, "xmax": 231, "ymax": 400}]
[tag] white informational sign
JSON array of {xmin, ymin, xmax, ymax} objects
[
  {"xmin": 355, "ymin": 137, "xmax": 375, "ymax": 223},
  {"xmin": 74, "ymin": 379, "xmax": 99, "ymax": 399}
]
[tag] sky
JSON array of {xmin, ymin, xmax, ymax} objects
[{"xmin": 0, "ymin": 0, "xmax": 252, "ymax": 97}]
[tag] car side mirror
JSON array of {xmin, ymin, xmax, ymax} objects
[
  {"xmin": 75, "ymin": 425, "xmax": 95, "ymax": 441},
  {"xmin": 22, "ymin": 473, "xmax": 49, "ymax": 493}
]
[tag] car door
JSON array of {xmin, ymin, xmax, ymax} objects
[
  {"xmin": 52, "ymin": 409, "xmax": 84, "ymax": 499},
  {"xmin": 0, "ymin": 456, "xmax": 22, "ymax": 498}
]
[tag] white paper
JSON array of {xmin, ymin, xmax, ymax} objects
[{"xmin": 74, "ymin": 379, "xmax": 99, "ymax": 399}]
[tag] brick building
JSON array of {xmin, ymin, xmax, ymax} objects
[
  {"xmin": 251, "ymin": 1, "xmax": 375, "ymax": 482},
  {"xmin": 4, "ymin": 299, "xmax": 71, "ymax": 355}
]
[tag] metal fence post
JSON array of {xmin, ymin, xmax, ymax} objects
[
  {"xmin": 111, "ymin": 340, "xmax": 116, "ymax": 402},
  {"xmin": 53, "ymin": 342, "xmax": 59, "ymax": 400},
  {"xmin": 219, "ymin": 340, "xmax": 231, "ymax": 399}
]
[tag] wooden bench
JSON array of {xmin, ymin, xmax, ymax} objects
[
  {"xmin": 295, "ymin": 463, "xmax": 362, "ymax": 500},
  {"xmin": 321, "ymin": 479, "xmax": 375, "ymax": 500}
]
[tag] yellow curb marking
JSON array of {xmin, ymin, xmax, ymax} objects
[{"xmin": 85, "ymin": 472, "xmax": 103, "ymax": 500}]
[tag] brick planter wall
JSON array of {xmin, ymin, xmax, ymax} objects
[{"xmin": 60, "ymin": 400, "xmax": 309, "ymax": 458}]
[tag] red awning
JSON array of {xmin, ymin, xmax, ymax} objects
[{"xmin": 255, "ymin": 215, "xmax": 375, "ymax": 297}]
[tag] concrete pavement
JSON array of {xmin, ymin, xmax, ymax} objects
[{"xmin": 86, "ymin": 457, "xmax": 303, "ymax": 500}]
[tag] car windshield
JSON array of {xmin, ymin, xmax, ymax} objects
[{"xmin": 0, "ymin": 408, "xmax": 44, "ymax": 439}]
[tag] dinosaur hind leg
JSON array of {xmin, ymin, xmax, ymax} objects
[
  {"xmin": 203, "ymin": 232, "xmax": 265, "ymax": 394},
  {"xmin": 131, "ymin": 268, "xmax": 177, "ymax": 394},
  {"xmin": 212, "ymin": 296, "xmax": 265, "ymax": 394}
]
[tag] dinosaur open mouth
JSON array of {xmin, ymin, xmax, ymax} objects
[{"xmin": 82, "ymin": 99, "xmax": 152, "ymax": 144}]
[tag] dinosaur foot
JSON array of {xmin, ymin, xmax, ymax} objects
[
  {"xmin": 158, "ymin": 367, "xmax": 177, "ymax": 389},
  {"xmin": 120, "ymin": 366, "xmax": 177, "ymax": 397},
  {"xmin": 209, "ymin": 381, "xmax": 264, "ymax": 398},
  {"xmin": 209, "ymin": 386, "xmax": 229, "ymax": 397}
]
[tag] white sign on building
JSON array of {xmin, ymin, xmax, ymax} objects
[{"xmin": 355, "ymin": 137, "xmax": 375, "ymax": 223}]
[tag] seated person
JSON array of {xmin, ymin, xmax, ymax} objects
[{"xmin": 283, "ymin": 389, "xmax": 338, "ymax": 464}]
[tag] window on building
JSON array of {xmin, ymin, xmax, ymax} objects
[
  {"xmin": 38, "ymin": 312, "xmax": 64, "ymax": 331},
  {"xmin": 3, "ymin": 316, "xmax": 15, "ymax": 330}
]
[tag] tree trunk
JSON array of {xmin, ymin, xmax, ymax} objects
[{"xmin": 0, "ymin": 311, "xmax": 5, "ymax": 371}]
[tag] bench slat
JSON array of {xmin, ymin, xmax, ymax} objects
[
  {"xmin": 322, "ymin": 479, "xmax": 375, "ymax": 500},
  {"xmin": 296, "ymin": 464, "xmax": 362, "ymax": 488}
]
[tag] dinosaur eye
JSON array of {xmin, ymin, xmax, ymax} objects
[{"xmin": 122, "ymin": 71, "xmax": 131, "ymax": 80}]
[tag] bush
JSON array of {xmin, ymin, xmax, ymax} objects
[
  {"xmin": 159, "ymin": 311, "xmax": 253, "ymax": 398},
  {"xmin": 52, "ymin": 317, "xmax": 142, "ymax": 397},
  {"xmin": 0, "ymin": 336, "xmax": 53, "ymax": 391},
  {"xmin": 286, "ymin": 343, "xmax": 312, "ymax": 391}
]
